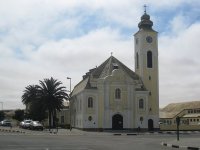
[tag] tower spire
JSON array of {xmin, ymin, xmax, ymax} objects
[
  {"xmin": 144, "ymin": 4, "xmax": 147, "ymax": 14},
  {"xmin": 138, "ymin": 5, "xmax": 153, "ymax": 30}
]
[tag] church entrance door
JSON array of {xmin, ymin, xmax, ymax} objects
[
  {"xmin": 148, "ymin": 119, "xmax": 154, "ymax": 131},
  {"xmin": 112, "ymin": 114, "xmax": 123, "ymax": 130}
]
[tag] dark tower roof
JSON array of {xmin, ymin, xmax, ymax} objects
[{"xmin": 138, "ymin": 12, "xmax": 153, "ymax": 30}]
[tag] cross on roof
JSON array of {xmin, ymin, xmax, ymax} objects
[{"xmin": 144, "ymin": 4, "xmax": 147, "ymax": 13}]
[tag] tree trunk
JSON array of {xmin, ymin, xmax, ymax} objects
[
  {"xmin": 48, "ymin": 110, "xmax": 52, "ymax": 131},
  {"xmin": 53, "ymin": 110, "xmax": 56, "ymax": 128}
]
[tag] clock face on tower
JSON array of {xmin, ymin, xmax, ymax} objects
[{"xmin": 146, "ymin": 36, "xmax": 153, "ymax": 43}]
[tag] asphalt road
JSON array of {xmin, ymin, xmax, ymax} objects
[{"xmin": 0, "ymin": 130, "xmax": 199, "ymax": 150}]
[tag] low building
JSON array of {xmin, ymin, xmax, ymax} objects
[
  {"xmin": 160, "ymin": 101, "xmax": 200, "ymax": 130},
  {"xmin": 56, "ymin": 101, "xmax": 70, "ymax": 128}
]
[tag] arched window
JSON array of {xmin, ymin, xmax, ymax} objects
[
  {"xmin": 136, "ymin": 52, "xmax": 139, "ymax": 69},
  {"xmin": 115, "ymin": 88, "xmax": 121, "ymax": 99},
  {"xmin": 139, "ymin": 99, "xmax": 144, "ymax": 109},
  {"xmin": 88, "ymin": 97, "xmax": 93, "ymax": 108},
  {"xmin": 147, "ymin": 51, "xmax": 153, "ymax": 68}
]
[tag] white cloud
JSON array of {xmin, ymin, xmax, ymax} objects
[
  {"xmin": 0, "ymin": 0, "xmax": 200, "ymax": 109},
  {"xmin": 159, "ymin": 22, "xmax": 200, "ymax": 107},
  {"xmin": 0, "ymin": 26, "xmax": 133, "ymax": 109}
]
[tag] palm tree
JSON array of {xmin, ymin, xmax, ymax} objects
[
  {"xmin": 37, "ymin": 77, "xmax": 68, "ymax": 129},
  {"xmin": 22, "ymin": 85, "xmax": 39, "ymax": 110}
]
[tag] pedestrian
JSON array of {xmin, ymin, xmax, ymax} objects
[
  {"xmin": 137, "ymin": 126, "xmax": 140, "ymax": 133},
  {"xmin": 70, "ymin": 125, "xmax": 72, "ymax": 131}
]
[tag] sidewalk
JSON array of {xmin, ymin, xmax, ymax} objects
[{"xmin": 161, "ymin": 138, "xmax": 200, "ymax": 149}]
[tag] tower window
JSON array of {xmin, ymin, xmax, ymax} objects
[
  {"xmin": 139, "ymin": 99, "xmax": 144, "ymax": 109},
  {"xmin": 115, "ymin": 88, "xmax": 121, "ymax": 99},
  {"xmin": 88, "ymin": 97, "xmax": 93, "ymax": 108},
  {"xmin": 136, "ymin": 52, "xmax": 139, "ymax": 69},
  {"xmin": 147, "ymin": 51, "xmax": 153, "ymax": 68}
]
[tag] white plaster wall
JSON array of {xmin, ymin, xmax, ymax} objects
[{"xmin": 82, "ymin": 90, "xmax": 98, "ymax": 128}]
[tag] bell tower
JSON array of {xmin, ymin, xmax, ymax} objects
[{"xmin": 134, "ymin": 8, "xmax": 159, "ymax": 128}]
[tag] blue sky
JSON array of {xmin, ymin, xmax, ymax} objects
[{"xmin": 0, "ymin": 0, "xmax": 200, "ymax": 109}]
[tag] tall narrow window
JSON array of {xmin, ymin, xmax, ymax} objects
[
  {"xmin": 115, "ymin": 88, "xmax": 121, "ymax": 99},
  {"xmin": 61, "ymin": 116, "xmax": 64, "ymax": 124},
  {"xmin": 147, "ymin": 51, "xmax": 153, "ymax": 68},
  {"xmin": 136, "ymin": 52, "xmax": 139, "ymax": 69},
  {"xmin": 88, "ymin": 97, "xmax": 93, "ymax": 108},
  {"xmin": 139, "ymin": 99, "xmax": 144, "ymax": 109}
]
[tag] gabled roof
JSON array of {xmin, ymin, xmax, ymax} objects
[
  {"xmin": 160, "ymin": 101, "xmax": 200, "ymax": 118},
  {"xmin": 92, "ymin": 56, "xmax": 139, "ymax": 80},
  {"xmin": 72, "ymin": 56, "xmax": 140, "ymax": 96}
]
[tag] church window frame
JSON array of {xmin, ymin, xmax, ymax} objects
[
  {"xmin": 115, "ymin": 88, "xmax": 121, "ymax": 99},
  {"xmin": 139, "ymin": 99, "xmax": 144, "ymax": 109},
  {"xmin": 136, "ymin": 52, "xmax": 139, "ymax": 69},
  {"xmin": 88, "ymin": 97, "xmax": 93, "ymax": 108},
  {"xmin": 113, "ymin": 63, "xmax": 119, "ymax": 70},
  {"xmin": 147, "ymin": 51, "xmax": 153, "ymax": 68}
]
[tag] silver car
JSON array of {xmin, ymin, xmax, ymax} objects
[
  {"xmin": 29, "ymin": 121, "xmax": 43, "ymax": 130},
  {"xmin": 22, "ymin": 120, "xmax": 32, "ymax": 129}
]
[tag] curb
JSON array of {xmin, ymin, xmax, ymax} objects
[
  {"xmin": 113, "ymin": 133, "xmax": 121, "ymax": 136},
  {"xmin": 113, "ymin": 133, "xmax": 138, "ymax": 136},
  {"xmin": 0, "ymin": 128, "xmax": 25, "ymax": 134},
  {"xmin": 161, "ymin": 142, "xmax": 200, "ymax": 150}
]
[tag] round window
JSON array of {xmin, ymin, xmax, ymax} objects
[{"xmin": 88, "ymin": 116, "xmax": 92, "ymax": 121}]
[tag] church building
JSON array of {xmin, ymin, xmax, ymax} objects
[{"xmin": 70, "ymin": 11, "xmax": 159, "ymax": 131}]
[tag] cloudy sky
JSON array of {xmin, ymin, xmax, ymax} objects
[{"xmin": 0, "ymin": 0, "xmax": 200, "ymax": 110}]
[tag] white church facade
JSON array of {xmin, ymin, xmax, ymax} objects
[{"xmin": 70, "ymin": 11, "xmax": 159, "ymax": 131}]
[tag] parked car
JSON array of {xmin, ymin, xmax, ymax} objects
[
  {"xmin": 19, "ymin": 120, "xmax": 25, "ymax": 128},
  {"xmin": 22, "ymin": 120, "xmax": 32, "ymax": 129},
  {"xmin": 29, "ymin": 121, "xmax": 43, "ymax": 130},
  {"xmin": 0, "ymin": 120, "xmax": 12, "ymax": 127}
]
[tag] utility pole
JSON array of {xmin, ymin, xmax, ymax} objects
[
  {"xmin": 67, "ymin": 77, "xmax": 72, "ymax": 131},
  {"xmin": 176, "ymin": 116, "xmax": 180, "ymax": 141}
]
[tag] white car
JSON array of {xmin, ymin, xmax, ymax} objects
[
  {"xmin": 22, "ymin": 120, "xmax": 32, "ymax": 129},
  {"xmin": 29, "ymin": 121, "xmax": 43, "ymax": 130}
]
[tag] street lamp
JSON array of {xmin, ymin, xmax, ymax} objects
[
  {"xmin": 67, "ymin": 77, "xmax": 72, "ymax": 130},
  {"xmin": 67, "ymin": 77, "xmax": 71, "ymax": 94}
]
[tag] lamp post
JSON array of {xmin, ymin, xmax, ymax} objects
[
  {"xmin": 67, "ymin": 77, "xmax": 72, "ymax": 130},
  {"xmin": 67, "ymin": 77, "xmax": 71, "ymax": 94}
]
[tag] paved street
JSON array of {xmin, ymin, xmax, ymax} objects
[{"xmin": 0, "ymin": 128, "xmax": 199, "ymax": 150}]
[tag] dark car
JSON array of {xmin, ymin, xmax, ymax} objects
[
  {"xmin": 0, "ymin": 120, "xmax": 12, "ymax": 127},
  {"xmin": 30, "ymin": 121, "xmax": 43, "ymax": 130}
]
